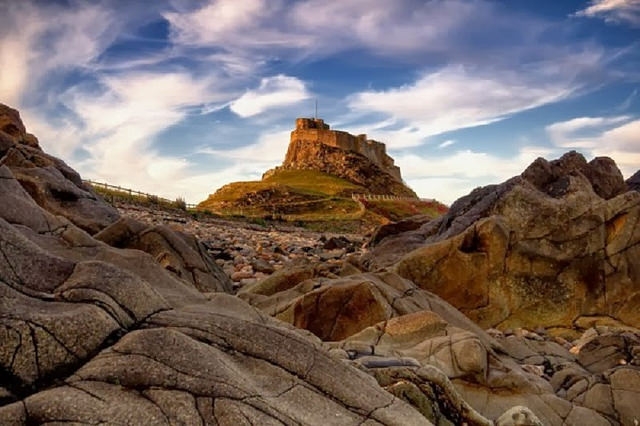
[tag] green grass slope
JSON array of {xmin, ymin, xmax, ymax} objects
[{"xmin": 197, "ymin": 169, "xmax": 448, "ymax": 231}]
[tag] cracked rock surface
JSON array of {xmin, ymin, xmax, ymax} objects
[
  {"xmin": 0, "ymin": 104, "xmax": 431, "ymax": 424},
  {"xmin": 241, "ymin": 269, "xmax": 640, "ymax": 424},
  {"xmin": 362, "ymin": 151, "xmax": 640, "ymax": 332},
  {"xmin": 0, "ymin": 104, "xmax": 119, "ymax": 235},
  {"xmin": 2, "ymin": 104, "xmax": 640, "ymax": 425}
]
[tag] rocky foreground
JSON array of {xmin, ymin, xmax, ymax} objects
[
  {"xmin": 1, "ymin": 102, "xmax": 640, "ymax": 425},
  {"xmin": 116, "ymin": 203, "xmax": 365, "ymax": 292}
]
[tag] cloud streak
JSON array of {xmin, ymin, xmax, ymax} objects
[
  {"xmin": 546, "ymin": 115, "xmax": 640, "ymax": 176},
  {"xmin": 0, "ymin": 1, "xmax": 118, "ymax": 106},
  {"xmin": 575, "ymin": 0, "xmax": 640, "ymax": 26},
  {"xmin": 230, "ymin": 75, "xmax": 311, "ymax": 118},
  {"xmin": 347, "ymin": 64, "xmax": 583, "ymax": 142},
  {"xmin": 546, "ymin": 116, "xmax": 631, "ymax": 148},
  {"xmin": 397, "ymin": 146, "xmax": 555, "ymax": 205}
]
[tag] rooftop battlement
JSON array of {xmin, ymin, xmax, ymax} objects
[{"xmin": 295, "ymin": 117, "xmax": 330, "ymax": 130}]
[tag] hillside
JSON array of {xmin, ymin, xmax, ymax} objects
[
  {"xmin": 198, "ymin": 168, "xmax": 446, "ymax": 230},
  {"xmin": 198, "ymin": 118, "xmax": 443, "ymax": 229}
]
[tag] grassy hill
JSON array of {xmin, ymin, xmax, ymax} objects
[{"xmin": 197, "ymin": 169, "xmax": 447, "ymax": 231}]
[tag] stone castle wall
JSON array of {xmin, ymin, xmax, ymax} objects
[{"xmin": 291, "ymin": 118, "xmax": 401, "ymax": 181}]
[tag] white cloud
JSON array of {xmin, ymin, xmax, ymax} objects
[
  {"xmin": 163, "ymin": 0, "xmax": 530, "ymax": 64},
  {"xmin": 288, "ymin": 0, "xmax": 486, "ymax": 55},
  {"xmin": 64, "ymin": 71, "xmax": 223, "ymax": 192},
  {"xmin": 230, "ymin": 75, "xmax": 310, "ymax": 118},
  {"xmin": 599, "ymin": 119, "xmax": 640, "ymax": 151},
  {"xmin": 546, "ymin": 116, "xmax": 631, "ymax": 148},
  {"xmin": 0, "ymin": 2, "xmax": 117, "ymax": 106},
  {"xmin": 348, "ymin": 65, "xmax": 579, "ymax": 139},
  {"xmin": 20, "ymin": 69, "xmax": 232, "ymax": 204},
  {"xmin": 546, "ymin": 115, "xmax": 640, "ymax": 177},
  {"xmin": 590, "ymin": 120, "xmax": 640, "ymax": 177},
  {"xmin": 200, "ymin": 130, "xmax": 290, "ymax": 164},
  {"xmin": 164, "ymin": 0, "xmax": 306, "ymax": 51},
  {"xmin": 575, "ymin": 0, "xmax": 640, "ymax": 26},
  {"xmin": 438, "ymin": 140, "xmax": 456, "ymax": 149},
  {"xmin": 398, "ymin": 146, "xmax": 555, "ymax": 205},
  {"xmin": 0, "ymin": 36, "xmax": 32, "ymax": 106}
]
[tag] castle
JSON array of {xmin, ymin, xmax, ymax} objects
[{"xmin": 289, "ymin": 118, "xmax": 402, "ymax": 181}]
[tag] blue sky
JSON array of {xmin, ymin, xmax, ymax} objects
[{"xmin": 1, "ymin": 0, "xmax": 639, "ymax": 205}]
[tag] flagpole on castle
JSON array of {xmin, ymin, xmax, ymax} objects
[{"xmin": 315, "ymin": 99, "xmax": 318, "ymax": 119}]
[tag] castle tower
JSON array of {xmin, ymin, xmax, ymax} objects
[{"xmin": 289, "ymin": 118, "xmax": 402, "ymax": 182}]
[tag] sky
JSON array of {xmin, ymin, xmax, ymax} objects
[{"xmin": 1, "ymin": 0, "xmax": 639, "ymax": 206}]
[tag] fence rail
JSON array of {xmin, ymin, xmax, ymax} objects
[
  {"xmin": 83, "ymin": 180, "xmax": 175, "ymax": 204},
  {"xmin": 351, "ymin": 194, "xmax": 434, "ymax": 202},
  {"xmin": 82, "ymin": 180, "xmax": 208, "ymax": 211}
]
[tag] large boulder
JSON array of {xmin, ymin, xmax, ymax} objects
[
  {"xmin": 0, "ymin": 103, "xmax": 119, "ymax": 234},
  {"xmin": 241, "ymin": 269, "xmax": 623, "ymax": 424},
  {"xmin": 95, "ymin": 217, "xmax": 233, "ymax": 293},
  {"xmin": 239, "ymin": 270, "xmax": 494, "ymax": 344},
  {"xmin": 362, "ymin": 152, "xmax": 640, "ymax": 331}
]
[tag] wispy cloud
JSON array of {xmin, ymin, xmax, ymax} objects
[
  {"xmin": 347, "ymin": 64, "xmax": 583, "ymax": 140},
  {"xmin": 546, "ymin": 115, "xmax": 640, "ymax": 176},
  {"xmin": 289, "ymin": 0, "xmax": 489, "ymax": 55},
  {"xmin": 0, "ymin": 1, "xmax": 119, "ymax": 106},
  {"xmin": 575, "ymin": 0, "xmax": 640, "ymax": 26},
  {"xmin": 546, "ymin": 115, "xmax": 632, "ymax": 148},
  {"xmin": 164, "ymin": 0, "xmax": 298, "ymax": 48},
  {"xmin": 164, "ymin": 0, "xmax": 534, "ymax": 64},
  {"xmin": 438, "ymin": 140, "xmax": 456, "ymax": 149},
  {"xmin": 619, "ymin": 88, "xmax": 639, "ymax": 110},
  {"xmin": 397, "ymin": 146, "xmax": 555, "ymax": 205},
  {"xmin": 230, "ymin": 75, "xmax": 311, "ymax": 118},
  {"xmin": 199, "ymin": 130, "xmax": 291, "ymax": 164},
  {"xmin": 58, "ymin": 71, "xmax": 225, "ymax": 197}
]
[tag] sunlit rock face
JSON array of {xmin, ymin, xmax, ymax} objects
[
  {"xmin": 264, "ymin": 117, "xmax": 418, "ymax": 197},
  {"xmin": 363, "ymin": 151, "xmax": 640, "ymax": 332}
]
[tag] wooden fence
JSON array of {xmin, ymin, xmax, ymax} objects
[
  {"xmin": 82, "ymin": 180, "xmax": 202, "ymax": 209},
  {"xmin": 83, "ymin": 179, "xmax": 436, "ymax": 213},
  {"xmin": 351, "ymin": 194, "xmax": 434, "ymax": 203},
  {"xmin": 83, "ymin": 180, "xmax": 173, "ymax": 203}
]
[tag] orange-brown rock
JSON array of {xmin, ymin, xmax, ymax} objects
[
  {"xmin": 239, "ymin": 270, "xmax": 494, "ymax": 344},
  {"xmin": 363, "ymin": 152, "xmax": 640, "ymax": 331}
]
